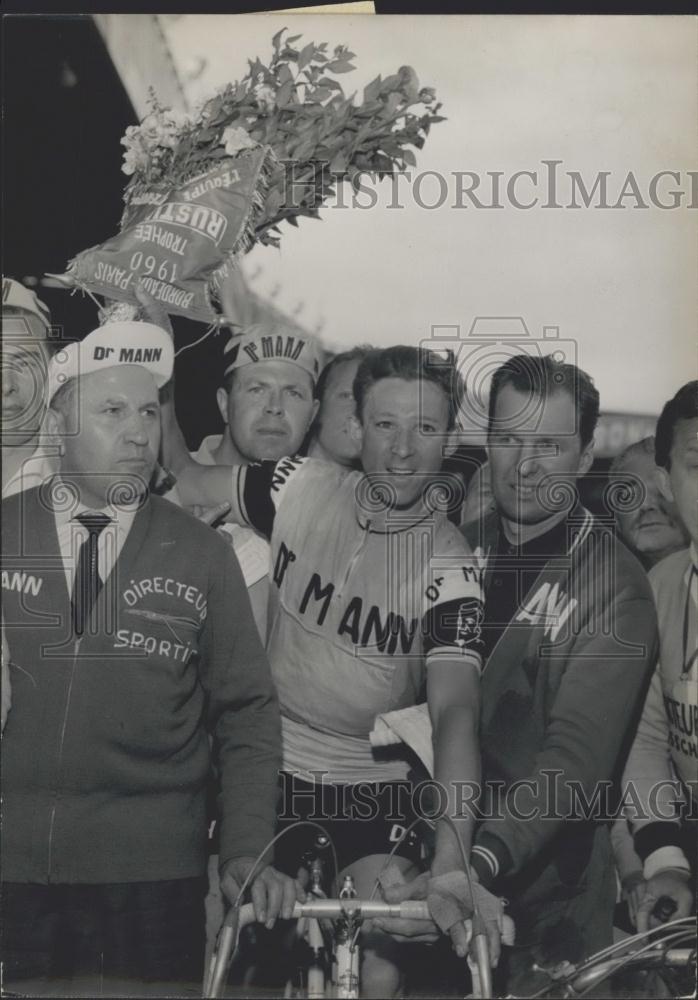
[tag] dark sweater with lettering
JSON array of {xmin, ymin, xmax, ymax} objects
[
  {"xmin": 1, "ymin": 487, "xmax": 280, "ymax": 884},
  {"xmin": 463, "ymin": 506, "xmax": 658, "ymax": 902}
]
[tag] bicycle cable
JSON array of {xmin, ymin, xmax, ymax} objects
[
  {"xmin": 557, "ymin": 915, "xmax": 696, "ymax": 977},
  {"xmin": 571, "ymin": 927, "xmax": 697, "ymax": 1000},
  {"xmin": 349, "ymin": 810, "xmax": 485, "ymax": 953},
  {"xmin": 349, "ymin": 813, "xmax": 428, "ymax": 951},
  {"xmin": 229, "ymin": 819, "xmax": 340, "ymax": 915},
  {"xmin": 523, "ymin": 921, "xmax": 697, "ymax": 999}
]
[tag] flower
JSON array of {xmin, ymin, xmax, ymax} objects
[
  {"xmin": 158, "ymin": 109, "xmax": 190, "ymax": 148},
  {"xmin": 99, "ymin": 300, "xmax": 141, "ymax": 325},
  {"xmin": 167, "ymin": 109, "xmax": 190, "ymax": 130},
  {"xmin": 419, "ymin": 87, "xmax": 436, "ymax": 104},
  {"xmin": 253, "ymin": 83, "xmax": 276, "ymax": 112},
  {"xmin": 120, "ymin": 128, "xmax": 150, "ymax": 176},
  {"xmin": 118, "ymin": 106, "xmax": 190, "ymax": 176},
  {"xmin": 221, "ymin": 125, "xmax": 258, "ymax": 156},
  {"xmin": 121, "ymin": 148, "xmax": 142, "ymax": 175}
]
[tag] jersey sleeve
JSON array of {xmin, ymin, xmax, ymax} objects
[
  {"xmin": 237, "ymin": 456, "xmax": 309, "ymax": 538},
  {"xmin": 421, "ymin": 533, "xmax": 485, "ymax": 667},
  {"xmin": 619, "ymin": 660, "xmax": 690, "ymax": 877}
]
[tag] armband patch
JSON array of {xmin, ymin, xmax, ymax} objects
[
  {"xmin": 424, "ymin": 561, "xmax": 483, "ymax": 606},
  {"xmin": 423, "ymin": 595, "xmax": 485, "ymax": 658}
]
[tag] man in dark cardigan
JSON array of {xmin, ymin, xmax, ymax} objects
[
  {"xmin": 1, "ymin": 320, "xmax": 294, "ymax": 996},
  {"xmin": 464, "ymin": 355, "xmax": 658, "ymax": 994}
]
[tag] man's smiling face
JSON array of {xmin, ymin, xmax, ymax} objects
[
  {"xmin": 488, "ymin": 384, "xmax": 593, "ymax": 526},
  {"xmin": 354, "ymin": 376, "xmax": 450, "ymax": 509}
]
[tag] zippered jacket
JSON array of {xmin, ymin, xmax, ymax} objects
[
  {"xmin": 1, "ymin": 487, "xmax": 280, "ymax": 884},
  {"xmin": 463, "ymin": 506, "xmax": 658, "ymax": 895}
]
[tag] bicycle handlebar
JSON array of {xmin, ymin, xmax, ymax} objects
[
  {"xmin": 206, "ymin": 897, "xmax": 488, "ymax": 998},
  {"xmin": 236, "ymin": 897, "xmax": 432, "ymax": 927}
]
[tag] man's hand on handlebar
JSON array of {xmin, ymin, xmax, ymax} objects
[
  {"xmin": 373, "ymin": 868, "xmax": 505, "ymax": 966},
  {"xmin": 635, "ymin": 869, "xmax": 694, "ymax": 932},
  {"xmin": 373, "ymin": 872, "xmax": 442, "ymax": 944},
  {"xmin": 220, "ymin": 857, "xmax": 306, "ymax": 930},
  {"xmin": 620, "ymin": 870, "xmax": 647, "ymax": 928}
]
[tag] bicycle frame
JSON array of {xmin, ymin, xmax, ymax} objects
[
  {"xmin": 516, "ymin": 921, "xmax": 696, "ymax": 1000},
  {"xmin": 554, "ymin": 945, "xmax": 695, "ymax": 997},
  {"xmin": 205, "ymin": 897, "xmax": 491, "ymax": 999}
]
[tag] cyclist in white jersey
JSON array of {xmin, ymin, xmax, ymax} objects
[{"xmin": 164, "ymin": 345, "xmax": 485, "ymax": 996}]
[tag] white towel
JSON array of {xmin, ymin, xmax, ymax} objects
[{"xmin": 370, "ymin": 703, "xmax": 434, "ymax": 776}]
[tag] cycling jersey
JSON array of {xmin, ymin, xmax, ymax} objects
[
  {"xmin": 232, "ymin": 456, "xmax": 484, "ymax": 783},
  {"xmin": 621, "ymin": 544, "xmax": 697, "ymax": 877}
]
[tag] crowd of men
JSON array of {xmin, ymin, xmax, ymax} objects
[{"xmin": 1, "ymin": 275, "xmax": 695, "ymax": 998}]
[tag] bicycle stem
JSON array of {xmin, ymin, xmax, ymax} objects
[{"xmin": 205, "ymin": 898, "xmax": 494, "ymax": 999}]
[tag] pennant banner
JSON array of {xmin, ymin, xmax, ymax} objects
[{"xmin": 66, "ymin": 147, "xmax": 270, "ymax": 324}]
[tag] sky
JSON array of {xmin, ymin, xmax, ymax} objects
[{"xmin": 163, "ymin": 14, "xmax": 696, "ymax": 415}]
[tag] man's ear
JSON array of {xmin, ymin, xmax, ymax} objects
[
  {"xmin": 348, "ymin": 414, "xmax": 363, "ymax": 448},
  {"xmin": 216, "ymin": 387, "xmax": 229, "ymax": 426},
  {"xmin": 45, "ymin": 406, "xmax": 64, "ymax": 438},
  {"xmin": 45, "ymin": 406, "xmax": 66, "ymax": 454},
  {"xmin": 655, "ymin": 465, "xmax": 674, "ymax": 504},
  {"xmin": 579, "ymin": 440, "xmax": 594, "ymax": 477},
  {"xmin": 442, "ymin": 429, "xmax": 459, "ymax": 458}
]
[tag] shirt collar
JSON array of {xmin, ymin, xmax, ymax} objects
[
  {"xmin": 498, "ymin": 510, "xmax": 574, "ymax": 558},
  {"xmin": 51, "ymin": 477, "xmax": 139, "ymax": 535},
  {"xmin": 353, "ymin": 476, "xmax": 438, "ymax": 535}
]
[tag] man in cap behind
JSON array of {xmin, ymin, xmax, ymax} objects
[
  {"xmin": 2, "ymin": 277, "xmax": 58, "ymax": 497},
  {"xmin": 203, "ymin": 321, "xmax": 321, "ymax": 466},
  {"xmin": 154, "ymin": 315, "xmax": 322, "ymax": 967},
  {"xmin": 1, "ymin": 320, "xmax": 295, "ymax": 996},
  {"xmin": 163, "ymin": 319, "xmax": 321, "ymax": 634}
]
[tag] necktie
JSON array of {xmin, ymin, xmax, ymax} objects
[{"xmin": 71, "ymin": 513, "xmax": 111, "ymax": 637}]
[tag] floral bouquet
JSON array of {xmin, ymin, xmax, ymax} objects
[{"xmin": 61, "ymin": 30, "xmax": 445, "ymax": 325}]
